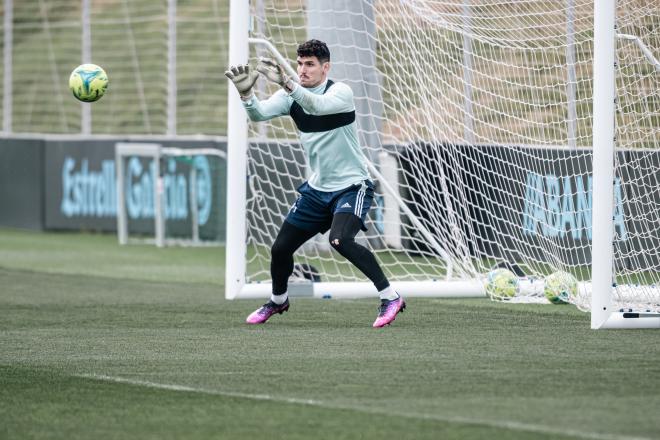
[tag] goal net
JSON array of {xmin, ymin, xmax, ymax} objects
[
  {"xmin": 116, "ymin": 143, "xmax": 226, "ymax": 247},
  {"xmin": 228, "ymin": 0, "xmax": 659, "ymax": 323}
]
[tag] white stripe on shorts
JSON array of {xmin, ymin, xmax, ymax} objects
[{"xmin": 355, "ymin": 189, "xmax": 365, "ymax": 217}]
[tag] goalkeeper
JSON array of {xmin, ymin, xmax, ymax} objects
[{"xmin": 225, "ymin": 39, "xmax": 405, "ymax": 328}]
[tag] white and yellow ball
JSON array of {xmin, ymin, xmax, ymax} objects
[
  {"xmin": 544, "ymin": 271, "xmax": 578, "ymax": 304},
  {"xmin": 485, "ymin": 268, "xmax": 519, "ymax": 299},
  {"xmin": 69, "ymin": 64, "xmax": 108, "ymax": 102}
]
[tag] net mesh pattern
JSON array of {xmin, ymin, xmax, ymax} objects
[{"xmin": 245, "ymin": 0, "xmax": 658, "ymax": 312}]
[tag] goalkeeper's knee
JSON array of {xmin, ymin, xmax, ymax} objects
[{"xmin": 329, "ymin": 235, "xmax": 354, "ymax": 255}]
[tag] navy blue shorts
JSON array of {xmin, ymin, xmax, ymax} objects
[{"xmin": 285, "ymin": 180, "xmax": 375, "ymax": 233}]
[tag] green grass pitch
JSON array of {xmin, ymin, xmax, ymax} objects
[{"xmin": 1, "ymin": 228, "xmax": 659, "ymax": 440}]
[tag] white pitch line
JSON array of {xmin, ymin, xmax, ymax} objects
[
  {"xmin": 80, "ymin": 374, "xmax": 321, "ymax": 406},
  {"xmin": 79, "ymin": 374, "xmax": 652, "ymax": 440}
]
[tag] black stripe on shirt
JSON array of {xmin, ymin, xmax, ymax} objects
[{"xmin": 289, "ymin": 79, "xmax": 356, "ymax": 133}]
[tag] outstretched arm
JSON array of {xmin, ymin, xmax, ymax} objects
[
  {"xmin": 256, "ymin": 58, "xmax": 354, "ymax": 116},
  {"xmin": 242, "ymin": 90, "xmax": 291, "ymax": 122},
  {"xmin": 287, "ymin": 82, "xmax": 354, "ymax": 116}
]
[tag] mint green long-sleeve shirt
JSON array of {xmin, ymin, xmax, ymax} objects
[{"xmin": 242, "ymin": 80, "xmax": 370, "ymax": 192}]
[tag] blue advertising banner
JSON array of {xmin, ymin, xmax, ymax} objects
[
  {"xmin": 1, "ymin": 137, "xmax": 657, "ymax": 268},
  {"xmin": 45, "ymin": 140, "xmax": 118, "ymax": 230},
  {"xmin": 398, "ymin": 143, "xmax": 659, "ymax": 268},
  {"xmin": 43, "ymin": 139, "xmax": 226, "ymax": 238}
]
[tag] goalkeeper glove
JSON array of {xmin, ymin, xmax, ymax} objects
[
  {"xmin": 224, "ymin": 64, "xmax": 259, "ymax": 99},
  {"xmin": 256, "ymin": 57, "xmax": 294, "ymax": 92}
]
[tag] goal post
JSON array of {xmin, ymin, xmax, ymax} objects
[
  {"xmin": 225, "ymin": 0, "xmax": 250, "ymax": 300},
  {"xmin": 590, "ymin": 0, "xmax": 617, "ymax": 329},
  {"xmin": 591, "ymin": 0, "xmax": 660, "ymax": 329},
  {"xmin": 116, "ymin": 143, "xmax": 164, "ymax": 247},
  {"xmin": 226, "ymin": 0, "xmax": 660, "ymax": 328}
]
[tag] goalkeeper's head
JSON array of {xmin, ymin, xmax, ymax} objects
[{"xmin": 296, "ymin": 39, "xmax": 330, "ymax": 88}]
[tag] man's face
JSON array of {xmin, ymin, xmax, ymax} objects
[{"xmin": 297, "ymin": 56, "xmax": 330, "ymax": 88}]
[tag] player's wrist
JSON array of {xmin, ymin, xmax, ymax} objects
[
  {"xmin": 282, "ymin": 79, "xmax": 295, "ymax": 94},
  {"xmin": 240, "ymin": 90, "xmax": 254, "ymax": 101}
]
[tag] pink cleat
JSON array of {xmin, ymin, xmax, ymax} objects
[
  {"xmin": 372, "ymin": 296, "xmax": 406, "ymax": 328},
  {"xmin": 245, "ymin": 299, "xmax": 290, "ymax": 324}
]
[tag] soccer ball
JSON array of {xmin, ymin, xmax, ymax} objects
[
  {"xmin": 484, "ymin": 268, "xmax": 519, "ymax": 299},
  {"xmin": 69, "ymin": 64, "xmax": 108, "ymax": 102},
  {"xmin": 544, "ymin": 271, "xmax": 578, "ymax": 304}
]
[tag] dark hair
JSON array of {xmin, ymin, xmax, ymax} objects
[{"xmin": 297, "ymin": 39, "xmax": 330, "ymax": 64}]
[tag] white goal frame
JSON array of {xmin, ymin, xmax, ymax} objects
[
  {"xmin": 115, "ymin": 142, "xmax": 226, "ymax": 248},
  {"xmin": 225, "ymin": 0, "xmax": 660, "ymax": 329},
  {"xmin": 224, "ymin": 0, "xmax": 482, "ymax": 301},
  {"xmin": 590, "ymin": 0, "xmax": 660, "ymax": 329}
]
